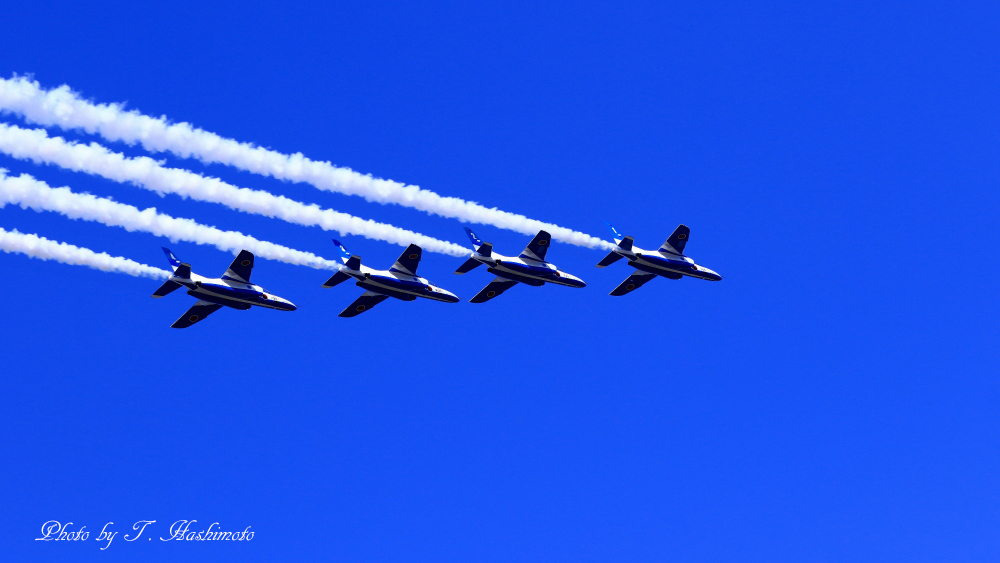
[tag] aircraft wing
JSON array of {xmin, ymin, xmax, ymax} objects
[
  {"xmin": 339, "ymin": 291, "xmax": 390, "ymax": 317},
  {"xmin": 224, "ymin": 250, "xmax": 255, "ymax": 282},
  {"xmin": 520, "ymin": 230, "xmax": 551, "ymax": 261},
  {"xmin": 609, "ymin": 271, "xmax": 658, "ymax": 296},
  {"xmin": 171, "ymin": 300, "xmax": 224, "ymax": 328},
  {"xmin": 470, "ymin": 276, "xmax": 519, "ymax": 303},
  {"xmin": 660, "ymin": 224, "xmax": 690, "ymax": 255},
  {"xmin": 390, "ymin": 244, "xmax": 422, "ymax": 275}
]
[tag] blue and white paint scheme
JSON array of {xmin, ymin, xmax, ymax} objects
[
  {"xmin": 454, "ymin": 228, "xmax": 586, "ymax": 303},
  {"xmin": 596, "ymin": 223, "xmax": 722, "ymax": 295},
  {"xmin": 152, "ymin": 247, "xmax": 296, "ymax": 328},
  {"xmin": 322, "ymin": 239, "xmax": 460, "ymax": 317}
]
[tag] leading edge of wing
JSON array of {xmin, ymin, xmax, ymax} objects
[
  {"xmin": 470, "ymin": 276, "xmax": 519, "ymax": 303},
  {"xmin": 339, "ymin": 291, "xmax": 391, "ymax": 317},
  {"xmin": 609, "ymin": 271, "xmax": 658, "ymax": 296},
  {"xmin": 224, "ymin": 250, "xmax": 255, "ymax": 283},
  {"xmin": 171, "ymin": 300, "xmax": 224, "ymax": 328}
]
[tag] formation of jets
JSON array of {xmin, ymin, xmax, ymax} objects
[{"xmin": 155, "ymin": 224, "xmax": 721, "ymax": 327}]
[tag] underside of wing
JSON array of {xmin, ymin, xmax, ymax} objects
[
  {"xmin": 391, "ymin": 244, "xmax": 422, "ymax": 275},
  {"xmin": 224, "ymin": 250, "xmax": 255, "ymax": 283},
  {"xmin": 171, "ymin": 300, "xmax": 224, "ymax": 328},
  {"xmin": 339, "ymin": 291, "xmax": 390, "ymax": 317},
  {"xmin": 520, "ymin": 230, "xmax": 551, "ymax": 261},
  {"xmin": 595, "ymin": 251, "xmax": 624, "ymax": 268},
  {"xmin": 660, "ymin": 224, "xmax": 690, "ymax": 255},
  {"xmin": 609, "ymin": 271, "xmax": 658, "ymax": 296},
  {"xmin": 470, "ymin": 276, "xmax": 519, "ymax": 303}
]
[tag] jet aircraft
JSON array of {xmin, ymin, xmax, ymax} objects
[
  {"xmin": 454, "ymin": 228, "xmax": 586, "ymax": 302},
  {"xmin": 322, "ymin": 240, "xmax": 460, "ymax": 317},
  {"xmin": 152, "ymin": 248, "xmax": 296, "ymax": 328},
  {"xmin": 596, "ymin": 223, "xmax": 721, "ymax": 295}
]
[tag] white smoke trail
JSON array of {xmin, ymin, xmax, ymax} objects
[
  {"xmin": 0, "ymin": 170, "xmax": 342, "ymax": 271},
  {"xmin": 0, "ymin": 76, "xmax": 614, "ymax": 250},
  {"xmin": 0, "ymin": 122, "xmax": 467, "ymax": 256},
  {"xmin": 0, "ymin": 226, "xmax": 169, "ymax": 279}
]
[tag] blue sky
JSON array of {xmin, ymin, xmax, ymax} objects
[{"xmin": 1, "ymin": 1, "xmax": 998, "ymax": 561}]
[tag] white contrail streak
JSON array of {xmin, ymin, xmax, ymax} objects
[
  {"xmin": 0, "ymin": 170, "xmax": 342, "ymax": 271},
  {"xmin": 0, "ymin": 122, "xmax": 468, "ymax": 256},
  {"xmin": 0, "ymin": 226, "xmax": 169, "ymax": 279},
  {"xmin": 0, "ymin": 76, "xmax": 614, "ymax": 250}
]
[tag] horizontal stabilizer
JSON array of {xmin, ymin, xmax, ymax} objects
[
  {"xmin": 344, "ymin": 255, "xmax": 361, "ymax": 271},
  {"xmin": 152, "ymin": 279, "xmax": 182, "ymax": 298},
  {"xmin": 339, "ymin": 291, "xmax": 390, "ymax": 317},
  {"xmin": 454, "ymin": 257, "xmax": 481, "ymax": 274},
  {"xmin": 609, "ymin": 271, "xmax": 657, "ymax": 296},
  {"xmin": 322, "ymin": 270, "xmax": 352, "ymax": 288},
  {"xmin": 617, "ymin": 236, "xmax": 633, "ymax": 251},
  {"xmin": 477, "ymin": 242, "xmax": 492, "ymax": 258},
  {"xmin": 171, "ymin": 300, "xmax": 223, "ymax": 328},
  {"xmin": 470, "ymin": 277, "xmax": 519, "ymax": 303},
  {"xmin": 595, "ymin": 251, "xmax": 623, "ymax": 268},
  {"xmin": 173, "ymin": 262, "xmax": 192, "ymax": 279}
]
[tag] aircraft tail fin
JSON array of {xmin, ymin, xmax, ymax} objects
[
  {"xmin": 605, "ymin": 222, "xmax": 626, "ymax": 244},
  {"xmin": 595, "ymin": 251, "xmax": 623, "ymax": 268},
  {"xmin": 463, "ymin": 227, "xmax": 483, "ymax": 248},
  {"xmin": 332, "ymin": 239, "xmax": 352, "ymax": 264},
  {"xmin": 161, "ymin": 246, "xmax": 191, "ymax": 278},
  {"xmin": 162, "ymin": 247, "xmax": 183, "ymax": 271}
]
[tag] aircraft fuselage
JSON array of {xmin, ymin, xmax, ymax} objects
[
  {"xmin": 172, "ymin": 272, "xmax": 297, "ymax": 310},
  {"xmin": 343, "ymin": 266, "xmax": 460, "ymax": 303},
  {"xmin": 472, "ymin": 252, "xmax": 586, "ymax": 288},
  {"xmin": 621, "ymin": 247, "xmax": 722, "ymax": 282}
]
